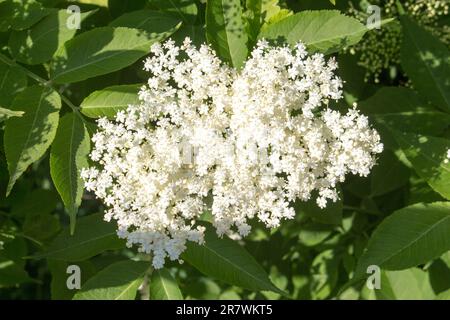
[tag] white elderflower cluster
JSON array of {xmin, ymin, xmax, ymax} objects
[{"xmin": 81, "ymin": 38, "xmax": 383, "ymax": 268}]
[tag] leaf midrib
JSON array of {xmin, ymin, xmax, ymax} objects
[
  {"xmin": 38, "ymin": 231, "xmax": 118, "ymax": 258},
  {"xmin": 158, "ymin": 272, "xmax": 175, "ymax": 299},
  {"xmin": 262, "ymin": 11, "xmax": 366, "ymax": 49},
  {"xmin": 199, "ymin": 241, "xmax": 276, "ymax": 292},
  {"xmin": 363, "ymin": 212, "xmax": 450, "ymax": 270},
  {"xmin": 294, "ymin": 17, "xmax": 366, "ymax": 48},
  {"xmin": 7, "ymin": 89, "xmax": 46, "ymax": 193},
  {"xmin": 51, "ymin": 28, "xmax": 153, "ymax": 81},
  {"xmin": 168, "ymin": 0, "xmax": 187, "ymax": 22},
  {"xmin": 68, "ymin": 115, "xmax": 76, "ymax": 207},
  {"xmin": 114, "ymin": 277, "xmax": 143, "ymax": 300}
]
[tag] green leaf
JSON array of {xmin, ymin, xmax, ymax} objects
[
  {"xmin": 172, "ymin": 24, "xmax": 206, "ymax": 47},
  {"xmin": 0, "ymin": 60, "xmax": 27, "ymax": 107},
  {"xmin": 148, "ymin": 0, "xmax": 198, "ymax": 24},
  {"xmin": 298, "ymin": 224, "xmax": 333, "ymax": 247},
  {"xmin": 0, "ymin": 260, "xmax": 32, "ymax": 287},
  {"xmin": 258, "ymin": 10, "xmax": 368, "ymax": 54},
  {"xmin": 260, "ymin": 0, "xmax": 292, "ymax": 27},
  {"xmin": 10, "ymin": 0, "xmax": 53, "ymax": 31},
  {"xmin": 48, "ymin": 259, "xmax": 97, "ymax": 300},
  {"xmin": 359, "ymin": 87, "xmax": 428, "ymax": 114},
  {"xmin": 109, "ymin": 10, "xmax": 182, "ymax": 35},
  {"xmin": 33, "ymin": 213, "xmax": 125, "ymax": 261},
  {"xmin": 436, "ymin": 289, "xmax": 450, "ymax": 300},
  {"xmin": 73, "ymin": 260, "xmax": 149, "ymax": 300},
  {"xmin": 400, "ymin": 16, "xmax": 450, "ymax": 112},
  {"xmin": 359, "ymin": 87, "xmax": 450, "ymax": 136},
  {"xmin": 376, "ymin": 269, "xmax": 436, "ymax": 300},
  {"xmin": 370, "ymin": 150, "xmax": 410, "ymax": 197},
  {"xmin": 10, "ymin": 189, "xmax": 58, "ymax": 218},
  {"xmin": 50, "ymin": 26, "xmax": 177, "ymax": 84},
  {"xmin": 182, "ymin": 224, "xmax": 284, "ymax": 294},
  {"xmin": 355, "ymin": 202, "xmax": 450, "ymax": 280},
  {"xmin": 4, "ymin": 85, "xmax": 61, "ymax": 196},
  {"xmin": 108, "ymin": 0, "xmax": 147, "ymax": 18},
  {"xmin": 50, "ymin": 113, "xmax": 90, "ymax": 233},
  {"xmin": 407, "ymin": 178, "xmax": 445, "ymax": 207},
  {"xmin": 337, "ymin": 53, "xmax": 370, "ymax": 105},
  {"xmin": 23, "ymin": 208, "xmax": 60, "ymax": 242},
  {"xmin": 183, "ymin": 277, "xmax": 221, "ymax": 299},
  {"xmin": 0, "ymin": 237, "xmax": 32, "ymax": 288},
  {"xmin": 80, "ymin": 84, "xmax": 141, "ymax": 119},
  {"xmin": 244, "ymin": 0, "xmax": 294, "ymax": 46},
  {"xmin": 375, "ymin": 112, "xmax": 450, "ymax": 139},
  {"xmin": 0, "ymin": 107, "xmax": 23, "ymax": 122},
  {"xmin": 310, "ymin": 249, "xmax": 340, "ymax": 299},
  {"xmin": 244, "ymin": 0, "xmax": 262, "ymax": 46},
  {"xmin": 9, "ymin": 9, "xmax": 96, "ymax": 65},
  {"xmin": 391, "ymin": 132, "xmax": 450, "ymax": 200},
  {"xmin": 206, "ymin": 0, "xmax": 248, "ymax": 68},
  {"xmin": 150, "ymin": 268, "xmax": 183, "ymax": 300},
  {"xmin": 429, "ymin": 252, "xmax": 450, "ymax": 294},
  {"xmin": 0, "ymin": 1, "xmax": 14, "ymax": 32}
]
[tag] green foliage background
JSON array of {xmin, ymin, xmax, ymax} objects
[{"xmin": 0, "ymin": 0, "xmax": 450, "ymax": 300}]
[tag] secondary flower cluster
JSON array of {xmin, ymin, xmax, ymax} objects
[
  {"xmin": 347, "ymin": 0, "xmax": 450, "ymax": 82},
  {"xmin": 81, "ymin": 38, "xmax": 383, "ymax": 268}
]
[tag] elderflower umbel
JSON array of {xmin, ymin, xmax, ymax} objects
[{"xmin": 81, "ymin": 38, "xmax": 383, "ymax": 268}]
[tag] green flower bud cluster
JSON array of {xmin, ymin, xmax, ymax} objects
[{"xmin": 347, "ymin": 0, "xmax": 449, "ymax": 83}]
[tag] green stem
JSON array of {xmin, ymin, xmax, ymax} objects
[
  {"xmin": 14, "ymin": 233, "xmax": 44, "ymax": 247},
  {"xmin": 0, "ymin": 53, "xmax": 50, "ymax": 86},
  {"xmin": 0, "ymin": 53, "xmax": 48, "ymax": 85},
  {"xmin": 0, "ymin": 53, "xmax": 87, "ymax": 123},
  {"xmin": 60, "ymin": 94, "xmax": 80, "ymax": 114}
]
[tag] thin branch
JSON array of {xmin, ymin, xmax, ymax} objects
[
  {"xmin": 0, "ymin": 53, "xmax": 88, "ymax": 124},
  {"xmin": 14, "ymin": 233, "xmax": 44, "ymax": 247}
]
